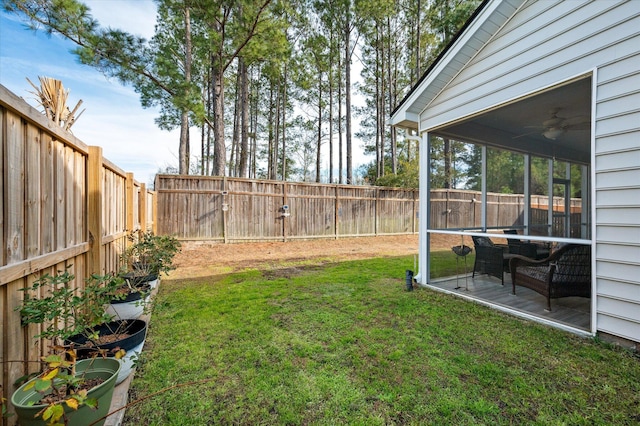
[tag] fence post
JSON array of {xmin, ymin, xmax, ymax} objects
[
  {"xmin": 335, "ymin": 184, "xmax": 339, "ymax": 239},
  {"xmin": 126, "ymin": 172, "xmax": 135, "ymax": 235},
  {"xmin": 140, "ymin": 183, "xmax": 147, "ymax": 231},
  {"xmin": 152, "ymin": 190, "xmax": 158, "ymax": 234},
  {"xmin": 375, "ymin": 187, "xmax": 379, "ymax": 236},
  {"xmin": 222, "ymin": 177, "xmax": 228, "ymax": 244},
  {"xmin": 87, "ymin": 146, "xmax": 104, "ymax": 275},
  {"xmin": 282, "ymin": 182, "xmax": 288, "ymax": 242}
]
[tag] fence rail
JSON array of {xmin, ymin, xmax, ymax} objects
[{"xmin": 0, "ymin": 84, "xmax": 155, "ymax": 424}]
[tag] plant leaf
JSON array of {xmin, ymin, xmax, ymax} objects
[
  {"xmin": 84, "ymin": 397, "xmax": 99, "ymax": 409},
  {"xmin": 65, "ymin": 397, "xmax": 79, "ymax": 410},
  {"xmin": 34, "ymin": 378, "xmax": 53, "ymax": 392},
  {"xmin": 42, "ymin": 368, "xmax": 59, "ymax": 381},
  {"xmin": 42, "ymin": 404, "xmax": 63, "ymax": 422},
  {"xmin": 42, "ymin": 354, "xmax": 63, "ymax": 367}
]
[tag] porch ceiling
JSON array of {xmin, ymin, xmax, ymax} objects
[{"xmin": 433, "ymin": 77, "xmax": 592, "ymax": 164}]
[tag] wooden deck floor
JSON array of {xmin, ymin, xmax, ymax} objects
[{"xmin": 428, "ymin": 272, "xmax": 591, "ymax": 332}]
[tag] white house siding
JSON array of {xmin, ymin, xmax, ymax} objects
[
  {"xmin": 594, "ymin": 47, "xmax": 640, "ymax": 343},
  {"xmin": 416, "ymin": 1, "xmax": 640, "ymax": 343},
  {"xmin": 420, "ymin": 1, "xmax": 640, "ymax": 129}
]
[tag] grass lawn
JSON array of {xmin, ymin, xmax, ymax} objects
[{"xmin": 124, "ymin": 255, "xmax": 640, "ymax": 425}]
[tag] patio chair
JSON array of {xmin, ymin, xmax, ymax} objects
[
  {"xmin": 503, "ymin": 229, "xmax": 549, "ymax": 259},
  {"xmin": 510, "ymin": 244, "xmax": 591, "ymax": 311},
  {"xmin": 472, "ymin": 236, "xmax": 507, "ymax": 285}
]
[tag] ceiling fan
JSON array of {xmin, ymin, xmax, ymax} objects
[{"xmin": 514, "ymin": 108, "xmax": 590, "ymax": 140}]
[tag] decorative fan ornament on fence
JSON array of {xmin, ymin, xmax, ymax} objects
[{"xmin": 27, "ymin": 76, "xmax": 85, "ymax": 131}]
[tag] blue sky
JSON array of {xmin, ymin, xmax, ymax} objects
[{"xmin": 0, "ymin": 1, "xmax": 178, "ymax": 185}]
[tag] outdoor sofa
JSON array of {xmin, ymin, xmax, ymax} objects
[{"xmin": 509, "ymin": 243, "xmax": 591, "ymax": 311}]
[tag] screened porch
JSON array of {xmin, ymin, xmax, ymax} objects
[{"xmin": 421, "ymin": 77, "xmax": 593, "ymax": 333}]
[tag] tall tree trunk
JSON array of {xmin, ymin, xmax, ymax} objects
[
  {"xmin": 273, "ymin": 77, "xmax": 281, "ymax": 180},
  {"xmin": 205, "ymin": 72, "xmax": 212, "ymax": 175},
  {"xmin": 328, "ymin": 34, "xmax": 334, "ymax": 184},
  {"xmin": 212, "ymin": 63, "xmax": 225, "ymax": 176},
  {"xmin": 344, "ymin": 8, "xmax": 352, "ymax": 185},
  {"xmin": 268, "ymin": 80, "xmax": 277, "ymax": 180},
  {"xmin": 375, "ymin": 23, "xmax": 380, "ymax": 178},
  {"xmin": 239, "ymin": 58, "xmax": 249, "ymax": 177},
  {"xmin": 387, "ymin": 15, "xmax": 396, "ymax": 175},
  {"xmin": 338, "ymin": 68, "xmax": 343, "ymax": 184},
  {"xmin": 179, "ymin": 5, "xmax": 192, "ymax": 175},
  {"xmin": 250, "ymin": 66, "xmax": 258, "ymax": 178},
  {"xmin": 200, "ymin": 122, "xmax": 205, "ymax": 175},
  {"xmin": 378, "ymin": 20, "xmax": 385, "ymax": 178},
  {"xmin": 281, "ymin": 64, "xmax": 287, "ymax": 180},
  {"xmin": 229, "ymin": 68, "xmax": 241, "ymax": 176},
  {"xmin": 415, "ymin": 0, "xmax": 421, "ymax": 83},
  {"xmin": 316, "ymin": 71, "xmax": 322, "ymax": 183},
  {"xmin": 444, "ymin": 137, "xmax": 451, "ymax": 189}
]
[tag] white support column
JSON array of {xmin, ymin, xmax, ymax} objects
[
  {"xmin": 524, "ymin": 154, "xmax": 530, "ymax": 234},
  {"xmin": 415, "ymin": 131, "xmax": 430, "ymax": 285},
  {"xmin": 548, "ymin": 159, "xmax": 554, "ymax": 236},
  {"xmin": 565, "ymin": 163, "xmax": 571, "ymax": 238},
  {"xmin": 581, "ymin": 164, "xmax": 589, "ymax": 239},
  {"xmin": 481, "ymin": 145, "xmax": 487, "ymax": 231}
]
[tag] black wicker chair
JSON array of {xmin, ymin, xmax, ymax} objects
[
  {"xmin": 472, "ymin": 236, "xmax": 507, "ymax": 285},
  {"xmin": 510, "ymin": 244, "xmax": 591, "ymax": 311}
]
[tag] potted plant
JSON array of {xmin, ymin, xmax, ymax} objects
[
  {"xmin": 11, "ymin": 349, "xmax": 120, "ymax": 426},
  {"xmin": 106, "ymin": 278, "xmax": 152, "ymax": 320},
  {"xmin": 120, "ymin": 230, "xmax": 181, "ymax": 288},
  {"xmin": 16, "ymin": 269, "xmax": 148, "ymax": 390},
  {"xmin": 12, "ymin": 270, "xmax": 126, "ymax": 425}
]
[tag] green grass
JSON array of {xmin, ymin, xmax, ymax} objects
[{"xmin": 124, "ymin": 256, "xmax": 640, "ymax": 425}]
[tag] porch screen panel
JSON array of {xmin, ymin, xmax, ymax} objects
[
  {"xmin": 428, "ymin": 138, "xmax": 479, "ymax": 230},
  {"xmin": 530, "ymin": 156, "xmax": 550, "ymax": 236},
  {"xmin": 485, "ymin": 148, "xmax": 525, "ymax": 231}
]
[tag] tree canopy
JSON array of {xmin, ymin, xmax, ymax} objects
[{"xmin": 5, "ymin": 0, "xmax": 481, "ymax": 182}]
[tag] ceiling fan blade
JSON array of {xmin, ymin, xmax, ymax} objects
[
  {"xmin": 512, "ymin": 130, "xmax": 540, "ymax": 139},
  {"xmin": 562, "ymin": 115, "xmax": 590, "ymax": 126},
  {"xmin": 565, "ymin": 122, "xmax": 590, "ymax": 131}
]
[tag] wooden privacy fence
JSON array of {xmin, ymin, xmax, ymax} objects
[
  {"xmin": 155, "ymin": 175, "xmax": 420, "ymax": 242},
  {"xmin": 0, "ymin": 84, "xmax": 155, "ymax": 423},
  {"xmin": 156, "ymin": 177, "xmax": 583, "ymax": 243},
  {"xmin": 430, "ymin": 188, "xmax": 583, "ymax": 236}
]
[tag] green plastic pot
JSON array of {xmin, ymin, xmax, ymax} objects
[{"xmin": 11, "ymin": 358, "xmax": 121, "ymax": 426}]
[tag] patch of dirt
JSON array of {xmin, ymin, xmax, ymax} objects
[{"xmin": 168, "ymin": 234, "xmax": 462, "ymax": 280}]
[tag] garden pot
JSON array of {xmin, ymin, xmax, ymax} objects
[
  {"xmin": 106, "ymin": 284, "xmax": 151, "ymax": 319},
  {"xmin": 67, "ymin": 319, "xmax": 148, "ymax": 384},
  {"xmin": 11, "ymin": 358, "xmax": 120, "ymax": 426},
  {"xmin": 122, "ymin": 271, "xmax": 159, "ymax": 289}
]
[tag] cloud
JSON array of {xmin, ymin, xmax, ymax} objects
[{"xmin": 84, "ymin": 0, "xmax": 157, "ymax": 39}]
